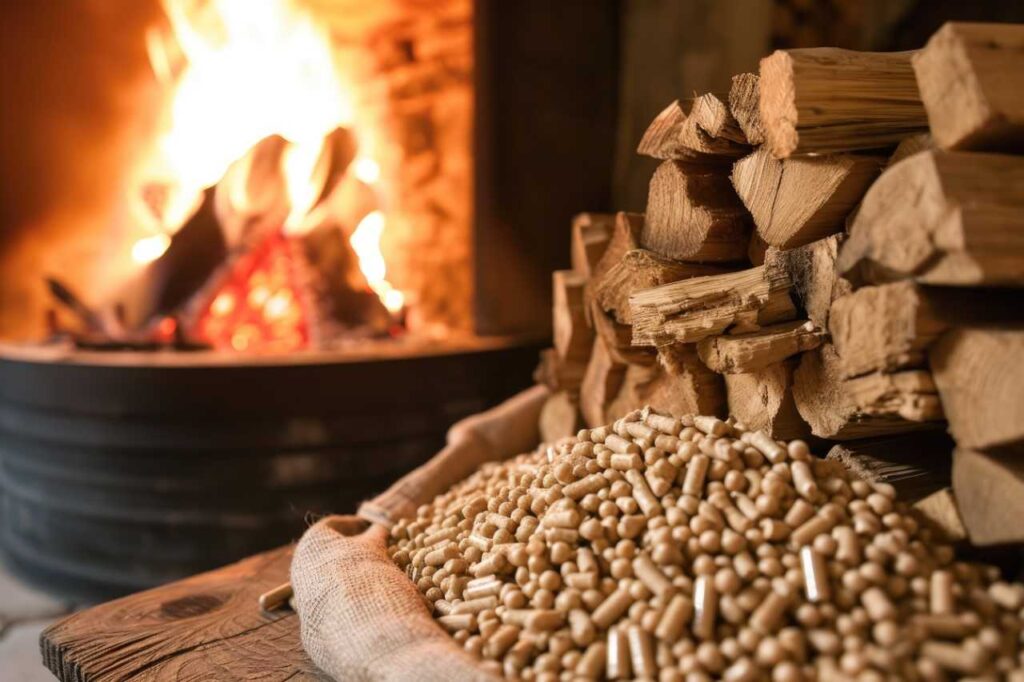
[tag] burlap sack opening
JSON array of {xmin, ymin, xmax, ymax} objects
[{"xmin": 291, "ymin": 385, "xmax": 549, "ymax": 681}]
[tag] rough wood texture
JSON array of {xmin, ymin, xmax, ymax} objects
[
  {"xmin": 539, "ymin": 390, "xmax": 580, "ymax": 444},
  {"xmin": 608, "ymin": 347, "xmax": 725, "ymax": 423},
  {"xmin": 826, "ymin": 430, "xmax": 954, "ymax": 504},
  {"xmin": 931, "ymin": 327, "xmax": 1024, "ymax": 453},
  {"xmin": 697, "ymin": 320, "xmax": 824, "ymax": 374},
  {"xmin": 768, "ymin": 234, "xmax": 851, "ymax": 330},
  {"xmin": 570, "ymin": 213, "xmax": 615, "ymax": 278},
  {"xmin": 636, "ymin": 99, "xmax": 748, "ymax": 162},
  {"xmin": 793, "ymin": 343, "xmax": 941, "ymax": 440},
  {"xmin": 41, "ymin": 546, "xmax": 324, "ymax": 681},
  {"xmin": 589, "ymin": 299, "xmax": 654, "ymax": 366},
  {"xmin": 592, "ymin": 249, "xmax": 727, "ymax": 325},
  {"xmin": 913, "ymin": 22, "xmax": 1024, "ymax": 152},
  {"xmin": 580, "ymin": 336, "xmax": 626, "ymax": 428},
  {"xmin": 844, "ymin": 370, "xmax": 945, "ymax": 424},
  {"xmin": 829, "ymin": 282, "xmax": 946, "ymax": 378},
  {"xmin": 591, "ymin": 212, "xmax": 644, "ymax": 287},
  {"xmin": 759, "ymin": 47, "xmax": 927, "ymax": 158},
  {"xmin": 636, "ymin": 100, "xmax": 689, "ymax": 160},
  {"xmin": 731, "ymin": 148, "xmax": 883, "ymax": 249},
  {"xmin": 747, "ymin": 233, "xmax": 768, "ymax": 266},
  {"xmin": 729, "ymin": 73, "xmax": 765, "ymax": 145},
  {"xmin": 641, "ymin": 161, "xmax": 752, "ymax": 262},
  {"xmin": 630, "ymin": 264, "xmax": 796, "ymax": 347},
  {"xmin": 725, "ymin": 357, "xmax": 810, "ymax": 440},
  {"xmin": 913, "ymin": 488, "xmax": 967, "ymax": 543},
  {"xmin": 888, "ymin": 133, "xmax": 933, "ymax": 167},
  {"xmin": 691, "ymin": 92, "xmax": 749, "ymax": 144},
  {"xmin": 840, "ymin": 150, "xmax": 1024, "ymax": 286},
  {"xmin": 953, "ymin": 448, "xmax": 1024, "ymax": 545},
  {"xmin": 552, "ymin": 270, "xmax": 592, "ymax": 369}
]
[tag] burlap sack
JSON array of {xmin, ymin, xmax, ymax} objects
[{"xmin": 291, "ymin": 385, "xmax": 549, "ymax": 681}]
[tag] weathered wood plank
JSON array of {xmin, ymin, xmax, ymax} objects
[{"xmin": 41, "ymin": 546, "xmax": 324, "ymax": 682}]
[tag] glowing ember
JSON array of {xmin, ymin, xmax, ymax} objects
[
  {"xmin": 131, "ymin": 234, "xmax": 172, "ymax": 264},
  {"xmin": 195, "ymin": 234, "xmax": 310, "ymax": 352}
]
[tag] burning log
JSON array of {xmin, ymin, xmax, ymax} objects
[
  {"xmin": 759, "ymin": 48, "xmax": 928, "ymax": 157},
  {"xmin": 912, "ymin": 22, "xmax": 1024, "ymax": 152},
  {"xmin": 724, "ymin": 358, "xmax": 809, "ymax": 440},
  {"xmin": 728, "ymin": 73, "xmax": 764, "ymax": 145},
  {"xmin": 215, "ymin": 135, "xmax": 292, "ymax": 249},
  {"xmin": 730, "ymin": 148, "xmax": 883, "ymax": 249},
  {"xmin": 641, "ymin": 161, "xmax": 751, "ymax": 262},
  {"xmin": 697, "ymin": 320, "xmax": 824, "ymax": 374},
  {"xmin": 840, "ymin": 150, "xmax": 1024, "ymax": 286}
]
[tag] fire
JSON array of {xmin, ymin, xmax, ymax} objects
[{"xmin": 133, "ymin": 0, "xmax": 403, "ymax": 335}]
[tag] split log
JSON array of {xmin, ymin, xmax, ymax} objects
[
  {"xmin": 759, "ymin": 48, "xmax": 928, "ymax": 158},
  {"xmin": 698, "ymin": 320, "xmax": 824, "ymax": 374},
  {"xmin": 840, "ymin": 150, "xmax": 1024, "ymax": 286},
  {"xmin": 888, "ymin": 133, "xmax": 933, "ymax": 167},
  {"xmin": 642, "ymin": 161, "xmax": 751, "ymax": 263},
  {"xmin": 592, "ymin": 250, "xmax": 727, "ymax": 325},
  {"xmin": 689, "ymin": 92, "xmax": 749, "ymax": 145},
  {"xmin": 580, "ymin": 337, "xmax": 626, "ymax": 428},
  {"xmin": 912, "ymin": 22, "xmax": 1024, "ymax": 152},
  {"xmin": 913, "ymin": 488, "xmax": 967, "ymax": 543},
  {"xmin": 533, "ymin": 348, "xmax": 585, "ymax": 394},
  {"xmin": 630, "ymin": 264, "xmax": 796, "ymax": 347},
  {"xmin": 930, "ymin": 327, "xmax": 1024, "ymax": 453},
  {"xmin": 826, "ymin": 430, "xmax": 954, "ymax": 504},
  {"xmin": 607, "ymin": 348, "xmax": 725, "ymax": 423},
  {"xmin": 636, "ymin": 100, "xmax": 688, "ymax": 161},
  {"xmin": 589, "ymin": 300, "xmax": 654, "ymax": 366},
  {"xmin": 829, "ymin": 282, "xmax": 946, "ymax": 378},
  {"xmin": 591, "ymin": 212, "xmax": 644, "ymax": 286},
  {"xmin": 571, "ymin": 213, "xmax": 615, "ymax": 278},
  {"xmin": 539, "ymin": 391, "xmax": 581, "ymax": 444},
  {"xmin": 844, "ymin": 370, "xmax": 945, "ymax": 424},
  {"xmin": 725, "ymin": 358, "xmax": 810, "ymax": 440},
  {"xmin": 767, "ymin": 234, "xmax": 851, "ymax": 330},
  {"xmin": 793, "ymin": 343, "xmax": 942, "ymax": 440},
  {"xmin": 731, "ymin": 148, "xmax": 883, "ymax": 248},
  {"xmin": 636, "ymin": 99, "xmax": 747, "ymax": 162},
  {"xmin": 953, "ymin": 448, "xmax": 1024, "ymax": 545},
  {"xmin": 728, "ymin": 73, "xmax": 765, "ymax": 145},
  {"xmin": 747, "ymin": 233, "xmax": 768, "ymax": 266},
  {"xmin": 552, "ymin": 270, "xmax": 593, "ymax": 368}
]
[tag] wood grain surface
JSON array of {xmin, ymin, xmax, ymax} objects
[{"xmin": 41, "ymin": 546, "xmax": 326, "ymax": 681}]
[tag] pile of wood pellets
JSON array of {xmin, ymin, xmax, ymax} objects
[{"xmin": 388, "ymin": 409, "xmax": 1024, "ymax": 680}]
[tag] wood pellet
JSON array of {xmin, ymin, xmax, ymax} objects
[{"xmin": 388, "ymin": 408, "xmax": 1024, "ymax": 680}]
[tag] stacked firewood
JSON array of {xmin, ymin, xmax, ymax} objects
[{"xmin": 539, "ymin": 22, "xmax": 1024, "ymax": 550}]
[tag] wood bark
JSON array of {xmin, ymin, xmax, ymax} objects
[
  {"xmin": 793, "ymin": 343, "xmax": 942, "ymax": 440},
  {"xmin": 630, "ymin": 264, "xmax": 796, "ymax": 347},
  {"xmin": 539, "ymin": 390, "xmax": 581, "ymax": 444},
  {"xmin": 953, "ymin": 448, "xmax": 1024, "ymax": 545},
  {"xmin": 912, "ymin": 22, "xmax": 1024, "ymax": 152},
  {"xmin": 759, "ymin": 48, "xmax": 928, "ymax": 158},
  {"xmin": 913, "ymin": 488, "xmax": 967, "ymax": 543},
  {"xmin": 728, "ymin": 73, "xmax": 765, "ymax": 145},
  {"xmin": 552, "ymin": 270, "xmax": 593, "ymax": 368},
  {"xmin": 570, "ymin": 213, "xmax": 615, "ymax": 278},
  {"xmin": 725, "ymin": 357, "xmax": 810, "ymax": 440},
  {"xmin": 731, "ymin": 148, "xmax": 883, "ymax": 248},
  {"xmin": 592, "ymin": 249, "xmax": 727, "ymax": 325},
  {"xmin": 840, "ymin": 150, "xmax": 1024, "ymax": 286},
  {"xmin": 930, "ymin": 327, "xmax": 1024, "ymax": 453},
  {"xmin": 767, "ymin": 234, "xmax": 851, "ymax": 330},
  {"xmin": 580, "ymin": 337, "xmax": 627, "ymax": 428},
  {"xmin": 698, "ymin": 320, "xmax": 824, "ymax": 374},
  {"xmin": 607, "ymin": 348, "xmax": 725, "ymax": 424},
  {"xmin": 642, "ymin": 160, "xmax": 752, "ymax": 262},
  {"xmin": 825, "ymin": 430, "xmax": 954, "ymax": 504}
]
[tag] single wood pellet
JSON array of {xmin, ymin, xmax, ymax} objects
[{"xmin": 387, "ymin": 408, "xmax": 1024, "ymax": 680}]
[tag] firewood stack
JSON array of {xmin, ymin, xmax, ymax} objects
[{"xmin": 539, "ymin": 21, "xmax": 1024, "ymax": 550}]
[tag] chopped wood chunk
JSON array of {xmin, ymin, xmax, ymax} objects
[
  {"xmin": 725, "ymin": 358, "xmax": 810, "ymax": 440},
  {"xmin": 607, "ymin": 352, "xmax": 725, "ymax": 424},
  {"xmin": 888, "ymin": 133, "xmax": 933, "ymax": 167},
  {"xmin": 731, "ymin": 148, "xmax": 883, "ymax": 249},
  {"xmin": 767, "ymin": 235, "xmax": 851, "ymax": 330},
  {"xmin": 844, "ymin": 370, "xmax": 945, "ymax": 424},
  {"xmin": 637, "ymin": 99, "xmax": 748, "ymax": 162},
  {"xmin": 571, "ymin": 213, "xmax": 615, "ymax": 278},
  {"xmin": 553, "ymin": 270, "xmax": 593, "ymax": 368},
  {"xmin": 590, "ymin": 299, "xmax": 655, "ymax": 366},
  {"xmin": 690, "ymin": 92, "xmax": 749, "ymax": 144},
  {"xmin": 591, "ymin": 212, "xmax": 644, "ymax": 286},
  {"xmin": 840, "ymin": 150, "xmax": 1024, "ymax": 286},
  {"xmin": 913, "ymin": 488, "xmax": 967, "ymax": 542},
  {"xmin": 580, "ymin": 337, "xmax": 627, "ymax": 428},
  {"xmin": 913, "ymin": 22, "xmax": 1024, "ymax": 152},
  {"xmin": 642, "ymin": 161, "xmax": 752, "ymax": 263},
  {"xmin": 759, "ymin": 48, "xmax": 927, "ymax": 158},
  {"xmin": 728, "ymin": 73, "xmax": 765, "ymax": 145},
  {"xmin": 698, "ymin": 320, "xmax": 824, "ymax": 374},
  {"xmin": 953, "ymin": 448, "xmax": 1024, "ymax": 545},
  {"xmin": 630, "ymin": 264, "xmax": 796, "ymax": 347},
  {"xmin": 930, "ymin": 327, "xmax": 1024, "ymax": 453}
]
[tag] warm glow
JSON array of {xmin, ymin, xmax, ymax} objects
[
  {"xmin": 353, "ymin": 158, "xmax": 381, "ymax": 184},
  {"xmin": 351, "ymin": 211, "xmax": 405, "ymax": 313},
  {"xmin": 132, "ymin": 234, "xmax": 172, "ymax": 264}
]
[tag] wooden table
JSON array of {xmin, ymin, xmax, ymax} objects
[{"xmin": 41, "ymin": 546, "xmax": 328, "ymax": 681}]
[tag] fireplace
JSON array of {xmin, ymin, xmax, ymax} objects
[{"xmin": 0, "ymin": 0, "xmax": 618, "ymax": 599}]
